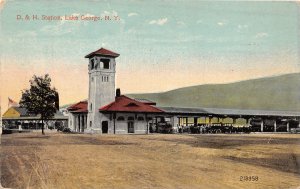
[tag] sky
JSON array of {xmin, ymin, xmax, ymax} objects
[{"xmin": 0, "ymin": 0, "xmax": 299, "ymax": 110}]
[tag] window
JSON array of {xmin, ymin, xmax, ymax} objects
[
  {"xmin": 100, "ymin": 58, "xmax": 110, "ymax": 69},
  {"xmin": 104, "ymin": 62, "xmax": 109, "ymax": 69},
  {"xmin": 91, "ymin": 59, "xmax": 94, "ymax": 70},
  {"xmin": 137, "ymin": 116, "xmax": 144, "ymax": 121},
  {"xmin": 102, "ymin": 76, "xmax": 109, "ymax": 82},
  {"xmin": 90, "ymin": 121, "xmax": 92, "ymax": 127},
  {"xmin": 117, "ymin": 116, "xmax": 125, "ymax": 121},
  {"xmin": 90, "ymin": 103, "xmax": 92, "ymax": 111},
  {"xmin": 128, "ymin": 116, "xmax": 134, "ymax": 121}
]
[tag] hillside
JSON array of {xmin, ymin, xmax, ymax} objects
[{"xmin": 128, "ymin": 73, "xmax": 300, "ymax": 111}]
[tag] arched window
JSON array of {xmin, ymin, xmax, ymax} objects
[
  {"xmin": 137, "ymin": 116, "xmax": 144, "ymax": 121},
  {"xmin": 117, "ymin": 116, "xmax": 125, "ymax": 121},
  {"xmin": 128, "ymin": 116, "xmax": 134, "ymax": 121}
]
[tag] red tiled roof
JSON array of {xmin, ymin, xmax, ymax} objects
[
  {"xmin": 67, "ymin": 100, "xmax": 88, "ymax": 113},
  {"xmin": 85, "ymin": 48, "xmax": 120, "ymax": 58},
  {"xmin": 99, "ymin": 95, "xmax": 164, "ymax": 113}
]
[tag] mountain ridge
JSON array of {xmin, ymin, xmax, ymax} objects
[{"xmin": 127, "ymin": 73, "xmax": 300, "ymax": 111}]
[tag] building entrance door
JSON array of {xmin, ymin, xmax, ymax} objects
[
  {"xmin": 102, "ymin": 121, "xmax": 108, "ymax": 134},
  {"xmin": 128, "ymin": 122, "xmax": 134, "ymax": 133}
]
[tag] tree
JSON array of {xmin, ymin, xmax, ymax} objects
[{"xmin": 20, "ymin": 74, "xmax": 59, "ymax": 135}]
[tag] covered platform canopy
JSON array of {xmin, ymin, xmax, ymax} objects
[
  {"xmin": 158, "ymin": 106, "xmax": 300, "ymax": 118},
  {"xmin": 158, "ymin": 106, "xmax": 300, "ymax": 133}
]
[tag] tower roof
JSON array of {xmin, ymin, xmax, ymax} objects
[{"xmin": 85, "ymin": 48, "xmax": 120, "ymax": 58}]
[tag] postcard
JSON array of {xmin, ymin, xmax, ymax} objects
[{"xmin": 1, "ymin": 0, "xmax": 300, "ymax": 188}]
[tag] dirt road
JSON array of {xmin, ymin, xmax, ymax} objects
[{"xmin": 1, "ymin": 133, "xmax": 300, "ymax": 189}]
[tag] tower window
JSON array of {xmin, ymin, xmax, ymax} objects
[
  {"xmin": 90, "ymin": 103, "xmax": 92, "ymax": 111},
  {"xmin": 100, "ymin": 59, "xmax": 110, "ymax": 69},
  {"xmin": 91, "ymin": 59, "xmax": 95, "ymax": 70},
  {"xmin": 90, "ymin": 121, "xmax": 92, "ymax": 127},
  {"xmin": 104, "ymin": 62, "xmax": 109, "ymax": 69}
]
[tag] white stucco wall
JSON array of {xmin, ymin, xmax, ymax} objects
[{"xmin": 109, "ymin": 113, "xmax": 151, "ymax": 134}]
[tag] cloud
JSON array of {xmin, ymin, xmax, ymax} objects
[
  {"xmin": 196, "ymin": 20, "xmax": 203, "ymax": 24},
  {"xmin": 237, "ymin": 24, "xmax": 249, "ymax": 33},
  {"xmin": 100, "ymin": 10, "xmax": 122, "ymax": 24},
  {"xmin": 149, "ymin": 18, "xmax": 168, "ymax": 26},
  {"xmin": 255, "ymin": 32, "xmax": 269, "ymax": 38},
  {"xmin": 101, "ymin": 10, "xmax": 118, "ymax": 17},
  {"xmin": 238, "ymin": 24, "xmax": 248, "ymax": 29},
  {"xmin": 217, "ymin": 22, "xmax": 225, "ymax": 26},
  {"xmin": 128, "ymin": 12, "xmax": 138, "ymax": 17}
]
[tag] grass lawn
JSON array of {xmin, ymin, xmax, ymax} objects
[{"xmin": 1, "ymin": 132, "xmax": 300, "ymax": 189}]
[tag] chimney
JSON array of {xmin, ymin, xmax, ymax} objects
[{"xmin": 116, "ymin": 88, "xmax": 121, "ymax": 98}]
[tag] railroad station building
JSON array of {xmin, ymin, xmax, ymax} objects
[{"xmin": 67, "ymin": 48, "xmax": 300, "ymax": 134}]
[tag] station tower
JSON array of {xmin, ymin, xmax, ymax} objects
[{"xmin": 85, "ymin": 48, "xmax": 120, "ymax": 133}]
